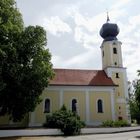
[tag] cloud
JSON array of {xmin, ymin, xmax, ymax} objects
[
  {"xmin": 117, "ymin": 14, "xmax": 140, "ymax": 81},
  {"xmin": 72, "ymin": 9, "xmax": 127, "ymax": 49},
  {"xmin": 65, "ymin": 51, "xmax": 94, "ymax": 67},
  {"xmin": 74, "ymin": 26, "xmax": 100, "ymax": 49},
  {"xmin": 129, "ymin": 14, "xmax": 140, "ymax": 27},
  {"xmin": 112, "ymin": 0, "xmax": 132, "ymax": 9},
  {"xmin": 16, "ymin": 0, "xmax": 140, "ymax": 81},
  {"xmin": 52, "ymin": 47, "xmax": 101, "ymax": 70},
  {"xmin": 73, "ymin": 11, "xmax": 104, "ymax": 32},
  {"xmin": 39, "ymin": 6, "xmax": 140, "ymax": 82},
  {"xmin": 42, "ymin": 16, "xmax": 72, "ymax": 36},
  {"xmin": 122, "ymin": 38, "xmax": 140, "ymax": 81},
  {"xmin": 51, "ymin": 55, "xmax": 63, "ymax": 67}
]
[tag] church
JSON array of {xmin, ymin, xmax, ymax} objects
[
  {"xmin": 0, "ymin": 17, "xmax": 131, "ymax": 127},
  {"xmin": 28, "ymin": 17, "xmax": 131, "ymax": 127}
]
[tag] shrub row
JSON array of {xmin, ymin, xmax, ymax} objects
[{"xmin": 102, "ymin": 120, "xmax": 129, "ymax": 127}]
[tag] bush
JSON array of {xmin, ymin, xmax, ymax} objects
[
  {"xmin": 43, "ymin": 105, "xmax": 85, "ymax": 135},
  {"xmin": 102, "ymin": 120, "xmax": 114, "ymax": 127},
  {"xmin": 102, "ymin": 120, "xmax": 129, "ymax": 127},
  {"xmin": 113, "ymin": 120, "xmax": 128, "ymax": 127}
]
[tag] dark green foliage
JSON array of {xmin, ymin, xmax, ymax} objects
[
  {"xmin": 0, "ymin": 0, "xmax": 54, "ymax": 122},
  {"xmin": 44, "ymin": 105, "xmax": 85, "ymax": 136},
  {"xmin": 102, "ymin": 120, "xmax": 129, "ymax": 127},
  {"xmin": 102, "ymin": 120, "xmax": 114, "ymax": 127},
  {"xmin": 129, "ymin": 95, "xmax": 140, "ymax": 124},
  {"xmin": 113, "ymin": 120, "xmax": 129, "ymax": 127},
  {"xmin": 133, "ymin": 71, "xmax": 140, "ymax": 109},
  {"xmin": 129, "ymin": 75, "xmax": 140, "ymax": 124}
]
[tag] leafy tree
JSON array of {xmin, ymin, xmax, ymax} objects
[
  {"xmin": 0, "ymin": 0, "xmax": 54, "ymax": 122},
  {"xmin": 129, "ymin": 72, "xmax": 140, "ymax": 124},
  {"xmin": 44, "ymin": 105, "xmax": 85, "ymax": 136},
  {"xmin": 134, "ymin": 71, "xmax": 140, "ymax": 109},
  {"xmin": 129, "ymin": 94, "xmax": 140, "ymax": 124}
]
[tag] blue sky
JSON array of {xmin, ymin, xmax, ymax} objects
[{"xmin": 16, "ymin": 0, "xmax": 140, "ymax": 81}]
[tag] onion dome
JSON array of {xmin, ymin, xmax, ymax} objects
[{"xmin": 100, "ymin": 13, "xmax": 119, "ymax": 41}]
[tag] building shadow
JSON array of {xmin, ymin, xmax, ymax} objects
[
  {"xmin": 135, "ymin": 136, "xmax": 140, "ymax": 139},
  {"xmin": 0, "ymin": 136, "xmax": 21, "ymax": 140}
]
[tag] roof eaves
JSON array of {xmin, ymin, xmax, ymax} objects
[{"xmin": 49, "ymin": 84, "xmax": 118, "ymax": 87}]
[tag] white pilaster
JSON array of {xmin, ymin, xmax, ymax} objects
[
  {"xmin": 110, "ymin": 43, "xmax": 113, "ymax": 66},
  {"xmin": 118, "ymin": 41, "xmax": 123, "ymax": 67},
  {"xmin": 59, "ymin": 90, "xmax": 63, "ymax": 108},
  {"xmin": 110, "ymin": 90, "xmax": 115, "ymax": 121},
  {"xmin": 118, "ymin": 45, "xmax": 121, "ymax": 67},
  {"xmin": 123, "ymin": 69, "xmax": 131, "ymax": 123},
  {"xmin": 85, "ymin": 90, "xmax": 90, "ymax": 124},
  {"xmin": 29, "ymin": 112, "xmax": 35, "ymax": 127}
]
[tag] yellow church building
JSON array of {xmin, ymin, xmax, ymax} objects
[
  {"xmin": 0, "ymin": 18, "xmax": 131, "ymax": 127},
  {"xmin": 28, "ymin": 18, "xmax": 131, "ymax": 127}
]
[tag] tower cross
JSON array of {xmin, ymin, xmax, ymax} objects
[{"xmin": 107, "ymin": 11, "xmax": 110, "ymax": 23}]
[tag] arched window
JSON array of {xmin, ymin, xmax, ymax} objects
[
  {"xmin": 113, "ymin": 47, "xmax": 117, "ymax": 54},
  {"xmin": 116, "ymin": 73, "xmax": 119, "ymax": 78},
  {"xmin": 72, "ymin": 99, "xmax": 77, "ymax": 112},
  {"xmin": 44, "ymin": 98, "xmax": 50, "ymax": 113},
  {"xmin": 97, "ymin": 99, "xmax": 103, "ymax": 113}
]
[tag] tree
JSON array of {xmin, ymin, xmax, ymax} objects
[
  {"xmin": 134, "ymin": 70, "xmax": 140, "ymax": 109},
  {"xmin": 129, "ymin": 72, "xmax": 140, "ymax": 124},
  {"xmin": 129, "ymin": 94, "xmax": 140, "ymax": 124},
  {"xmin": 0, "ymin": 0, "xmax": 54, "ymax": 122}
]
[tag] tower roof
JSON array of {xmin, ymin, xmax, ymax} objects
[{"xmin": 100, "ymin": 14, "xmax": 119, "ymax": 41}]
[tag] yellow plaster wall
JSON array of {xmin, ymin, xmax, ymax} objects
[
  {"xmin": 116, "ymin": 103, "xmax": 127, "ymax": 120},
  {"xmin": 33, "ymin": 90, "xmax": 87, "ymax": 123},
  {"xmin": 32, "ymin": 89, "xmax": 114, "ymax": 125},
  {"xmin": 33, "ymin": 90, "xmax": 59, "ymax": 124},
  {"xmin": 113, "ymin": 53, "xmax": 119, "ymax": 66},
  {"xmin": 102, "ymin": 41, "xmax": 123, "ymax": 68},
  {"xmin": 111, "ymin": 72, "xmax": 127, "ymax": 120},
  {"xmin": 102, "ymin": 42, "xmax": 112, "ymax": 68},
  {"xmin": 89, "ymin": 92, "xmax": 112, "ymax": 121},
  {"xmin": 0, "ymin": 115, "xmax": 29, "ymax": 127},
  {"xmin": 0, "ymin": 116, "xmax": 9, "ymax": 125},
  {"xmin": 112, "ymin": 72, "xmax": 125, "ymax": 98},
  {"xmin": 63, "ymin": 91, "xmax": 86, "ymax": 121},
  {"xmin": 112, "ymin": 44, "xmax": 122, "ymax": 67}
]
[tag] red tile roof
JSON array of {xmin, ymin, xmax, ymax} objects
[{"xmin": 50, "ymin": 69, "xmax": 116, "ymax": 86}]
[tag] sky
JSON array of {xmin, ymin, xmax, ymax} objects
[{"xmin": 16, "ymin": 0, "xmax": 140, "ymax": 82}]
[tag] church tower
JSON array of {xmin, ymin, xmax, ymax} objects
[{"xmin": 100, "ymin": 15, "xmax": 131, "ymax": 123}]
